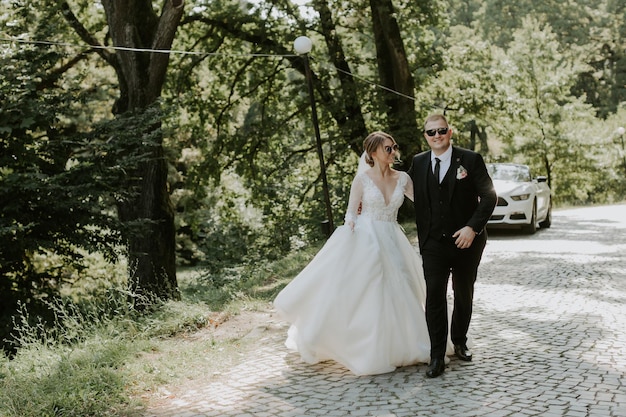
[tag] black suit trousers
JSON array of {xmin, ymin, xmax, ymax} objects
[{"xmin": 420, "ymin": 234, "xmax": 486, "ymax": 359}]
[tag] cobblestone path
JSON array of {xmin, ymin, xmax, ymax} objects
[{"xmin": 146, "ymin": 204, "xmax": 626, "ymax": 417}]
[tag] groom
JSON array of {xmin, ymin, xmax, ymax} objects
[{"xmin": 408, "ymin": 114, "xmax": 496, "ymax": 378}]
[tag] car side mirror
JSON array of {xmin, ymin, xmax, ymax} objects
[{"xmin": 535, "ymin": 176, "xmax": 547, "ymax": 183}]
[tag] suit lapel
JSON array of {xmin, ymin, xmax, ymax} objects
[
  {"xmin": 447, "ymin": 148, "xmax": 461, "ymax": 201},
  {"xmin": 422, "ymin": 151, "xmax": 433, "ymax": 203}
]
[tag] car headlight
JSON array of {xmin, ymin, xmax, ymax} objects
[{"xmin": 511, "ymin": 194, "xmax": 530, "ymax": 201}]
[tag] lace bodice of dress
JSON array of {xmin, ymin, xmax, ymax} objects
[{"xmin": 345, "ymin": 171, "xmax": 409, "ymax": 223}]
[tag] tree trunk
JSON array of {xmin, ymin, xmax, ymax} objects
[
  {"xmin": 117, "ymin": 124, "xmax": 179, "ymax": 302},
  {"xmin": 370, "ymin": 0, "xmax": 422, "ymax": 166},
  {"xmin": 104, "ymin": 0, "xmax": 184, "ymax": 302},
  {"xmin": 65, "ymin": 0, "xmax": 185, "ymax": 302}
]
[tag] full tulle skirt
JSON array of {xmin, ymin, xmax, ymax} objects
[{"xmin": 274, "ymin": 217, "xmax": 435, "ymax": 376}]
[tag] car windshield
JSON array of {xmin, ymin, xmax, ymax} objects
[{"xmin": 488, "ymin": 164, "xmax": 531, "ymax": 182}]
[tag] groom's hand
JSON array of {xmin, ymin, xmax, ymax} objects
[{"xmin": 453, "ymin": 226, "xmax": 477, "ymax": 249}]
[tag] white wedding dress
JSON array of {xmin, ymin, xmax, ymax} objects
[{"xmin": 274, "ymin": 169, "xmax": 442, "ymax": 376}]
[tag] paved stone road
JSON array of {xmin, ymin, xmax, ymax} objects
[{"xmin": 146, "ymin": 204, "xmax": 626, "ymax": 417}]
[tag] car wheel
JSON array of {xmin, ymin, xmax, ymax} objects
[
  {"xmin": 539, "ymin": 200, "xmax": 552, "ymax": 229},
  {"xmin": 522, "ymin": 201, "xmax": 537, "ymax": 234}
]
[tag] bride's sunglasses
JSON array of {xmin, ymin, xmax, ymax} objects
[
  {"xmin": 425, "ymin": 127, "xmax": 449, "ymax": 137},
  {"xmin": 384, "ymin": 144, "xmax": 400, "ymax": 154}
]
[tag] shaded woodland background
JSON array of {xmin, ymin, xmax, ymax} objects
[{"xmin": 1, "ymin": 0, "xmax": 626, "ymax": 353}]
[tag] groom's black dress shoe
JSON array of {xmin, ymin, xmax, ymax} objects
[
  {"xmin": 425, "ymin": 358, "xmax": 445, "ymax": 378},
  {"xmin": 454, "ymin": 344, "xmax": 472, "ymax": 362}
]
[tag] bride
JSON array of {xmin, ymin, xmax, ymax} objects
[{"xmin": 274, "ymin": 131, "xmax": 448, "ymax": 376}]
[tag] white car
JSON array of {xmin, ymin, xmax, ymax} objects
[{"xmin": 486, "ymin": 163, "xmax": 552, "ymax": 234}]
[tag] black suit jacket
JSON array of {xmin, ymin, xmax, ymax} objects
[{"xmin": 407, "ymin": 146, "xmax": 497, "ymax": 251}]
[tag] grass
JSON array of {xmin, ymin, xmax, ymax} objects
[
  {"xmin": 0, "ymin": 243, "xmax": 321, "ymax": 417},
  {"xmin": 0, "ymin": 322, "xmax": 147, "ymax": 416}
]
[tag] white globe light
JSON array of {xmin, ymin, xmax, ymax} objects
[
  {"xmin": 617, "ymin": 126, "xmax": 625, "ymax": 135},
  {"xmin": 294, "ymin": 36, "xmax": 313, "ymax": 54}
]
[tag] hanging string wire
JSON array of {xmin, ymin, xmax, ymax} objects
[
  {"xmin": 1, "ymin": 35, "xmax": 419, "ymax": 102},
  {"xmin": 333, "ymin": 66, "xmax": 416, "ymax": 102},
  {"xmin": 0, "ymin": 36, "xmax": 293, "ymax": 57}
]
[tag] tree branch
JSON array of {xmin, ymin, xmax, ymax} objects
[
  {"xmin": 59, "ymin": 1, "xmax": 114, "ymax": 65},
  {"xmin": 36, "ymin": 52, "xmax": 91, "ymax": 90},
  {"xmin": 148, "ymin": 0, "xmax": 185, "ymax": 99}
]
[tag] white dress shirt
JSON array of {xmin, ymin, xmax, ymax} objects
[{"xmin": 431, "ymin": 146, "xmax": 453, "ymax": 183}]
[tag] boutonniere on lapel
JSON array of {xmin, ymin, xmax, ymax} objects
[{"xmin": 456, "ymin": 164, "xmax": 468, "ymax": 180}]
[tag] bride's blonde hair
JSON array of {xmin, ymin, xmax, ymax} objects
[{"xmin": 363, "ymin": 131, "xmax": 401, "ymax": 167}]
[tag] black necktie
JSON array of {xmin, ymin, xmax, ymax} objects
[{"xmin": 434, "ymin": 158, "xmax": 441, "ymax": 184}]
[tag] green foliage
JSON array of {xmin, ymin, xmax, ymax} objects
[
  {"xmin": 0, "ymin": 338, "xmax": 141, "ymax": 417},
  {"xmin": 458, "ymin": 0, "xmax": 626, "ymax": 118},
  {"xmin": 601, "ymin": 106, "xmax": 626, "ymax": 200},
  {"xmin": 163, "ymin": 41, "xmax": 356, "ymax": 268},
  {"xmin": 488, "ymin": 17, "xmax": 604, "ymax": 204},
  {"xmin": 474, "ymin": 0, "xmax": 595, "ymax": 47},
  {"xmin": 0, "ymin": 277, "xmax": 144, "ymax": 416},
  {"xmin": 417, "ymin": 25, "xmax": 504, "ymax": 151},
  {"xmin": 0, "ymin": 245, "xmax": 319, "ymax": 416},
  {"xmin": 0, "ymin": 272, "xmax": 191, "ymax": 416},
  {"xmin": 0, "ymin": 15, "xmax": 111, "ymax": 352},
  {"xmin": 0, "ymin": 1, "xmax": 175, "ymax": 352}
]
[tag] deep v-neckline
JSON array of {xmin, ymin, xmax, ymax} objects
[{"xmin": 364, "ymin": 172, "xmax": 400, "ymax": 206}]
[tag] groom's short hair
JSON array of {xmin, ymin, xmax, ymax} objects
[{"xmin": 424, "ymin": 114, "xmax": 448, "ymax": 129}]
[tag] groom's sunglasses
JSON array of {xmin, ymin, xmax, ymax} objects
[
  {"xmin": 384, "ymin": 144, "xmax": 400, "ymax": 154},
  {"xmin": 425, "ymin": 127, "xmax": 449, "ymax": 137}
]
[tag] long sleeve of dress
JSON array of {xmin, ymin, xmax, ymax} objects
[
  {"xmin": 344, "ymin": 173, "xmax": 364, "ymax": 225},
  {"xmin": 401, "ymin": 171, "xmax": 414, "ymax": 202}
]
